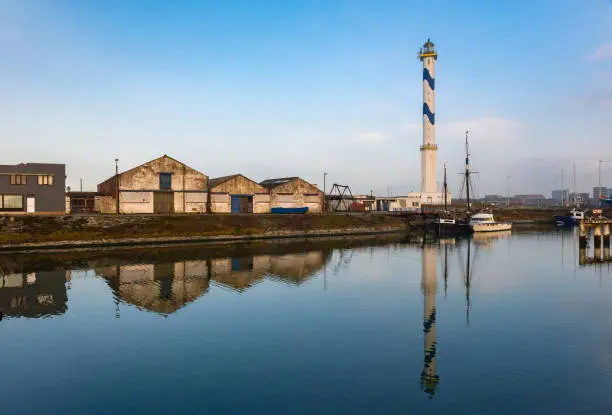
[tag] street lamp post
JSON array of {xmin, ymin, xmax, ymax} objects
[
  {"xmin": 598, "ymin": 160, "xmax": 604, "ymax": 187},
  {"xmin": 323, "ymin": 172, "xmax": 327, "ymax": 213},
  {"xmin": 506, "ymin": 175, "xmax": 511, "ymax": 208},
  {"xmin": 115, "ymin": 158, "xmax": 119, "ymax": 214}
]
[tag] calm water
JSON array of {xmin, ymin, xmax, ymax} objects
[{"xmin": 1, "ymin": 230, "xmax": 612, "ymax": 414}]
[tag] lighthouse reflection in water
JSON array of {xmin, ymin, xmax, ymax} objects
[
  {"xmin": 5, "ymin": 230, "xmax": 612, "ymax": 414},
  {"xmin": 420, "ymin": 243, "xmax": 439, "ymax": 397}
]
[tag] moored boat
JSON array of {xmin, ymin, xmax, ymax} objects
[
  {"xmin": 469, "ymin": 212, "xmax": 512, "ymax": 232},
  {"xmin": 554, "ymin": 209, "xmax": 585, "ymax": 226},
  {"xmin": 270, "ymin": 207, "xmax": 309, "ymax": 214}
]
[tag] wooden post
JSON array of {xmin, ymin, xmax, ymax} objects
[
  {"xmin": 579, "ymin": 222, "xmax": 587, "ymax": 249},
  {"xmin": 579, "ymin": 247, "xmax": 587, "ymax": 266},
  {"xmin": 603, "ymin": 224, "xmax": 611, "ymax": 261},
  {"xmin": 594, "ymin": 225, "xmax": 602, "ymax": 262}
]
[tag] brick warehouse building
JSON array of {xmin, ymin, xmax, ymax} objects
[{"xmin": 97, "ymin": 155, "xmax": 208, "ymax": 214}]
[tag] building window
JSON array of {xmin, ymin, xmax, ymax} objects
[
  {"xmin": 0, "ymin": 195, "xmax": 24, "ymax": 210},
  {"xmin": 10, "ymin": 175, "xmax": 27, "ymax": 185},
  {"xmin": 38, "ymin": 175, "xmax": 53, "ymax": 186},
  {"xmin": 159, "ymin": 173, "xmax": 172, "ymax": 190}
]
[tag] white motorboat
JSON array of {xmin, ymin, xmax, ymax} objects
[{"xmin": 469, "ymin": 212, "xmax": 512, "ymax": 232}]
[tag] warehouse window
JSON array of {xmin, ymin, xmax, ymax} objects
[
  {"xmin": 10, "ymin": 175, "xmax": 27, "ymax": 185},
  {"xmin": 159, "ymin": 173, "xmax": 172, "ymax": 190},
  {"xmin": 38, "ymin": 175, "xmax": 53, "ymax": 186},
  {"xmin": 0, "ymin": 195, "xmax": 24, "ymax": 210}
]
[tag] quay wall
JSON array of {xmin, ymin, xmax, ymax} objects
[{"xmin": 0, "ymin": 214, "xmax": 409, "ymax": 250}]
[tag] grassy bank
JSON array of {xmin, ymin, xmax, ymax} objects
[
  {"xmin": 0, "ymin": 214, "xmax": 408, "ymax": 247},
  {"xmin": 492, "ymin": 208, "xmax": 569, "ymax": 222}
]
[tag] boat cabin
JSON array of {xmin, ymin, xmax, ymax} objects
[
  {"xmin": 570, "ymin": 209, "xmax": 585, "ymax": 220},
  {"xmin": 469, "ymin": 213, "xmax": 495, "ymax": 224}
]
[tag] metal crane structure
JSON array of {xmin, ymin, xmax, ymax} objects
[{"xmin": 327, "ymin": 183, "xmax": 356, "ymax": 212}]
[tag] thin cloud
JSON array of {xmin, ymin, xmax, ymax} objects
[
  {"xmin": 355, "ymin": 132, "xmax": 388, "ymax": 144},
  {"xmin": 442, "ymin": 117, "xmax": 524, "ymax": 142},
  {"xmin": 588, "ymin": 42, "xmax": 612, "ymax": 61},
  {"xmin": 400, "ymin": 123, "xmax": 421, "ymax": 133}
]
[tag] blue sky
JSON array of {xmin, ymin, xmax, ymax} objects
[{"xmin": 1, "ymin": 0, "xmax": 611, "ymax": 197}]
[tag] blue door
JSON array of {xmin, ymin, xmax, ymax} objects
[{"xmin": 231, "ymin": 196, "xmax": 241, "ymax": 213}]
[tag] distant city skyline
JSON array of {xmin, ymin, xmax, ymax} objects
[{"xmin": 1, "ymin": 0, "xmax": 611, "ymax": 196}]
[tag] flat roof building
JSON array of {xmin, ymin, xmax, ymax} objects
[{"xmin": 0, "ymin": 163, "xmax": 65, "ymax": 215}]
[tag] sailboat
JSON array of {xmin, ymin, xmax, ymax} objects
[
  {"xmin": 459, "ymin": 131, "xmax": 512, "ymax": 233},
  {"xmin": 434, "ymin": 163, "xmax": 457, "ymax": 235}
]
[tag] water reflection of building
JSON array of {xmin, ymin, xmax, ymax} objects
[
  {"xmin": 97, "ymin": 250, "xmax": 330, "ymax": 315},
  {"xmin": 97, "ymin": 261, "xmax": 211, "ymax": 315},
  {"xmin": 420, "ymin": 245, "xmax": 439, "ymax": 398},
  {"xmin": 0, "ymin": 269, "xmax": 69, "ymax": 319},
  {"xmin": 211, "ymin": 251, "xmax": 328, "ymax": 290},
  {"xmin": 266, "ymin": 251, "xmax": 329, "ymax": 285}
]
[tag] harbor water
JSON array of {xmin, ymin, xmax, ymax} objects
[{"xmin": 1, "ymin": 230, "xmax": 612, "ymax": 414}]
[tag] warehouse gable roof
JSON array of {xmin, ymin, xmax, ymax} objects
[
  {"xmin": 98, "ymin": 154, "xmax": 207, "ymax": 188},
  {"xmin": 260, "ymin": 177, "xmax": 299, "ymax": 189},
  {"xmin": 207, "ymin": 174, "xmax": 241, "ymax": 189}
]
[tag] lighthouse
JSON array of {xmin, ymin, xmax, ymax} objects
[{"xmin": 418, "ymin": 39, "xmax": 439, "ymax": 201}]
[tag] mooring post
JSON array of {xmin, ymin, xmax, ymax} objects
[
  {"xmin": 579, "ymin": 246, "xmax": 587, "ymax": 265},
  {"xmin": 603, "ymin": 224, "xmax": 611, "ymax": 261},
  {"xmin": 579, "ymin": 222, "xmax": 587, "ymax": 250},
  {"xmin": 594, "ymin": 225, "xmax": 602, "ymax": 262}
]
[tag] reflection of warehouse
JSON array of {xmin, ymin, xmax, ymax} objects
[
  {"xmin": 211, "ymin": 250, "xmax": 329, "ymax": 290},
  {"xmin": 97, "ymin": 250, "xmax": 330, "ymax": 315},
  {"xmin": 97, "ymin": 155, "xmax": 208, "ymax": 214},
  {"xmin": 0, "ymin": 269, "xmax": 69, "ymax": 318},
  {"xmin": 265, "ymin": 251, "xmax": 330, "ymax": 285},
  {"xmin": 207, "ymin": 174, "xmax": 270, "ymax": 214},
  {"xmin": 97, "ymin": 261, "xmax": 211, "ymax": 315},
  {"xmin": 260, "ymin": 177, "xmax": 323, "ymax": 213}
]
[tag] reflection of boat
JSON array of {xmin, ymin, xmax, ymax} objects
[
  {"xmin": 472, "ymin": 229, "xmax": 512, "ymax": 245},
  {"xmin": 554, "ymin": 209, "xmax": 584, "ymax": 226},
  {"xmin": 469, "ymin": 212, "xmax": 512, "ymax": 232}
]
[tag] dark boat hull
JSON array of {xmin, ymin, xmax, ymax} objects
[
  {"xmin": 554, "ymin": 216, "xmax": 580, "ymax": 226},
  {"xmin": 271, "ymin": 207, "xmax": 309, "ymax": 214},
  {"xmin": 435, "ymin": 221, "xmax": 472, "ymax": 236}
]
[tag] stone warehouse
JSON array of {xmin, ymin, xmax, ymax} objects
[
  {"xmin": 260, "ymin": 177, "xmax": 324, "ymax": 213},
  {"xmin": 97, "ymin": 155, "xmax": 208, "ymax": 214},
  {"xmin": 94, "ymin": 155, "xmax": 323, "ymax": 214},
  {"xmin": 207, "ymin": 174, "xmax": 270, "ymax": 213}
]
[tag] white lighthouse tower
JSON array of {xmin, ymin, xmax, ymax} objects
[{"xmin": 418, "ymin": 39, "xmax": 441, "ymax": 205}]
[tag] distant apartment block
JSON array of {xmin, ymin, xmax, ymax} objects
[
  {"xmin": 551, "ymin": 189, "xmax": 569, "ymax": 204},
  {"xmin": 593, "ymin": 186, "xmax": 608, "ymax": 200}
]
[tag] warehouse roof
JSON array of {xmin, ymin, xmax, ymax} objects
[
  {"xmin": 207, "ymin": 174, "xmax": 241, "ymax": 189},
  {"xmin": 260, "ymin": 177, "xmax": 299, "ymax": 189}
]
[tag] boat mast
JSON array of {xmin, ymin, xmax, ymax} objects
[
  {"xmin": 572, "ymin": 161, "xmax": 576, "ymax": 207},
  {"xmin": 465, "ymin": 239, "xmax": 472, "ymax": 326},
  {"xmin": 443, "ymin": 162, "xmax": 448, "ymax": 211},
  {"xmin": 464, "ymin": 131, "xmax": 471, "ymax": 212}
]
